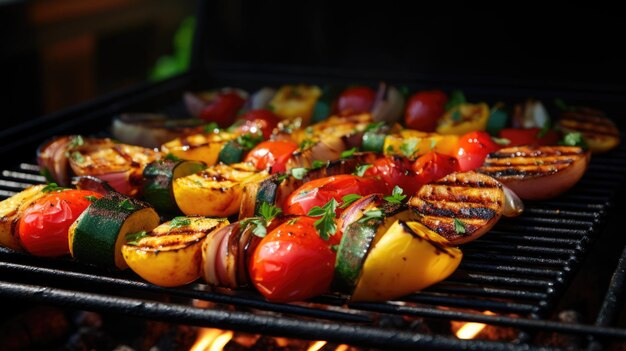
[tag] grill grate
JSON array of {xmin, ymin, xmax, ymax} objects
[{"xmin": 1, "ymin": 143, "xmax": 626, "ymax": 349}]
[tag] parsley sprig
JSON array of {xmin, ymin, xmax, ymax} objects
[
  {"xmin": 340, "ymin": 147, "xmax": 357, "ymax": 158},
  {"xmin": 307, "ymin": 198, "xmax": 338, "ymax": 240},
  {"xmin": 453, "ymin": 218, "xmax": 466, "ymax": 234},
  {"xmin": 339, "ymin": 194, "xmax": 363, "ymax": 209},
  {"xmin": 399, "ymin": 139, "xmax": 418, "ymax": 157},
  {"xmin": 358, "ymin": 209, "xmax": 383, "ymax": 223},
  {"xmin": 125, "ymin": 230, "xmax": 149, "ymax": 246},
  {"xmin": 353, "ymin": 164, "xmax": 371, "ymax": 177},
  {"xmin": 384, "ymin": 186, "xmax": 407, "ymax": 204},
  {"xmin": 170, "ymin": 216, "xmax": 191, "ymax": 229},
  {"xmin": 242, "ymin": 203, "xmax": 282, "ymax": 238},
  {"xmin": 42, "ymin": 183, "xmax": 67, "ymax": 193},
  {"xmin": 236, "ymin": 132, "xmax": 263, "ymax": 150}
]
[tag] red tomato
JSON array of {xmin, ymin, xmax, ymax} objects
[
  {"xmin": 336, "ymin": 86, "xmax": 376, "ymax": 115},
  {"xmin": 199, "ymin": 92, "xmax": 246, "ymax": 127},
  {"xmin": 363, "ymin": 156, "xmax": 422, "ymax": 196},
  {"xmin": 456, "ymin": 131, "xmax": 501, "ymax": 172},
  {"xmin": 412, "ymin": 152, "xmax": 459, "ymax": 184},
  {"xmin": 499, "ymin": 128, "xmax": 561, "ymax": 147},
  {"xmin": 244, "ymin": 140, "xmax": 299, "ymax": 174},
  {"xmin": 18, "ymin": 190, "xmax": 103, "ymax": 257},
  {"xmin": 284, "ymin": 175, "xmax": 387, "ymax": 216},
  {"xmin": 235, "ymin": 109, "xmax": 281, "ymax": 139},
  {"xmin": 404, "ymin": 90, "xmax": 448, "ymax": 131},
  {"xmin": 249, "ymin": 216, "xmax": 340, "ymax": 302}
]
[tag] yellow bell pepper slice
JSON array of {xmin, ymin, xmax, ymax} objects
[
  {"xmin": 352, "ymin": 220, "xmax": 462, "ymax": 302},
  {"xmin": 436, "ymin": 103, "xmax": 489, "ymax": 135},
  {"xmin": 269, "ymin": 85, "xmax": 322, "ymax": 125},
  {"xmin": 383, "ymin": 129, "xmax": 459, "ymax": 158},
  {"xmin": 161, "ymin": 131, "xmax": 237, "ymax": 165}
]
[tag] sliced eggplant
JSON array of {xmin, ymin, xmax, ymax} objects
[
  {"xmin": 0, "ymin": 185, "xmax": 47, "ymax": 250},
  {"xmin": 478, "ymin": 146, "xmax": 590, "ymax": 200},
  {"xmin": 409, "ymin": 172, "xmax": 506, "ymax": 244},
  {"xmin": 173, "ymin": 162, "xmax": 270, "ymax": 217},
  {"xmin": 142, "ymin": 159, "xmax": 206, "ymax": 213},
  {"xmin": 122, "ymin": 217, "xmax": 228, "ymax": 287},
  {"xmin": 69, "ymin": 192, "xmax": 160, "ymax": 269}
]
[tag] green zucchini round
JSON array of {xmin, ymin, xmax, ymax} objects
[
  {"xmin": 143, "ymin": 159, "xmax": 206, "ymax": 213},
  {"xmin": 218, "ymin": 140, "xmax": 246, "ymax": 164},
  {"xmin": 69, "ymin": 192, "xmax": 160, "ymax": 269},
  {"xmin": 362, "ymin": 131, "xmax": 386, "ymax": 153}
]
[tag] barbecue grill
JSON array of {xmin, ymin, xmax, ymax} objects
[{"xmin": 1, "ymin": 2, "xmax": 626, "ymax": 350}]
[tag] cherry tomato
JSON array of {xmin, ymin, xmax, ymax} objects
[
  {"xmin": 199, "ymin": 92, "xmax": 246, "ymax": 127},
  {"xmin": 336, "ymin": 86, "xmax": 376, "ymax": 115},
  {"xmin": 404, "ymin": 90, "xmax": 448, "ymax": 132},
  {"xmin": 249, "ymin": 216, "xmax": 340, "ymax": 302},
  {"xmin": 363, "ymin": 156, "xmax": 422, "ymax": 196},
  {"xmin": 284, "ymin": 175, "xmax": 387, "ymax": 216},
  {"xmin": 244, "ymin": 140, "xmax": 299, "ymax": 174},
  {"xmin": 235, "ymin": 109, "xmax": 281, "ymax": 139},
  {"xmin": 499, "ymin": 128, "xmax": 561, "ymax": 147},
  {"xmin": 18, "ymin": 190, "xmax": 103, "ymax": 257},
  {"xmin": 456, "ymin": 131, "xmax": 501, "ymax": 172},
  {"xmin": 412, "ymin": 152, "xmax": 459, "ymax": 184}
]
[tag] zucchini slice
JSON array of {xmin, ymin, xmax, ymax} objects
[
  {"xmin": 142, "ymin": 159, "xmax": 206, "ymax": 213},
  {"xmin": 122, "ymin": 216, "xmax": 228, "ymax": 287},
  {"xmin": 173, "ymin": 162, "xmax": 270, "ymax": 217},
  {"xmin": 69, "ymin": 192, "xmax": 160, "ymax": 269},
  {"xmin": 0, "ymin": 185, "xmax": 47, "ymax": 250}
]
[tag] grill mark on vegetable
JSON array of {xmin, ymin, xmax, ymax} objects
[
  {"xmin": 112, "ymin": 145, "xmax": 140, "ymax": 168},
  {"xmin": 399, "ymin": 221, "xmax": 456, "ymax": 257},
  {"xmin": 559, "ymin": 120, "xmax": 620, "ymax": 137},
  {"xmin": 433, "ymin": 180, "xmax": 499, "ymax": 189},
  {"xmin": 414, "ymin": 201, "xmax": 497, "ymax": 220}
]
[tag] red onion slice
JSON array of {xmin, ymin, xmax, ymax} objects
[
  {"xmin": 371, "ymin": 83, "xmax": 405, "ymax": 124},
  {"xmin": 338, "ymin": 194, "xmax": 383, "ymax": 235},
  {"xmin": 37, "ymin": 136, "xmax": 73, "ymax": 186},
  {"xmin": 202, "ymin": 223, "xmax": 235, "ymax": 286}
]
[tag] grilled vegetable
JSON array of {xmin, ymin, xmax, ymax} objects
[
  {"xmin": 337, "ymin": 86, "xmax": 376, "ymax": 116},
  {"xmin": 409, "ymin": 172, "xmax": 506, "ymax": 244},
  {"xmin": 244, "ymin": 87, "xmax": 276, "ymax": 111},
  {"xmin": 0, "ymin": 185, "xmax": 47, "ymax": 250},
  {"xmin": 72, "ymin": 176, "xmax": 116, "ymax": 196},
  {"xmin": 173, "ymin": 163, "xmax": 270, "ymax": 217},
  {"xmin": 348, "ymin": 220, "xmax": 462, "ymax": 301},
  {"xmin": 122, "ymin": 217, "xmax": 228, "ymax": 287},
  {"xmin": 142, "ymin": 159, "xmax": 206, "ymax": 213},
  {"xmin": 69, "ymin": 192, "xmax": 160, "ymax": 269},
  {"xmin": 184, "ymin": 88, "xmax": 248, "ymax": 119},
  {"xmin": 245, "ymin": 140, "xmax": 299, "ymax": 174},
  {"xmin": 499, "ymin": 128, "xmax": 561, "ymax": 147},
  {"xmin": 230, "ymin": 109, "xmax": 280, "ymax": 139},
  {"xmin": 512, "ymin": 99, "xmax": 550, "ymax": 129},
  {"xmin": 363, "ymin": 155, "xmax": 422, "ymax": 195},
  {"xmin": 37, "ymin": 135, "xmax": 74, "ymax": 186},
  {"xmin": 371, "ymin": 83, "xmax": 405, "ymax": 124},
  {"xmin": 557, "ymin": 108, "xmax": 620, "ymax": 153},
  {"xmin": 111, "ymin": 114, "xmax": 202, "ymax": 148},
  {"xmin": 478, "ymin": 146, "xmax": 590, "ymax": 200},
  {"xmin": 269, "ymin": 85, "xmax": 322, "ymax": 125},
  {"xmin": 18, "ymin": 189, "xmax": 102, "ymax": 257},
  {"xmin": 436, "ymin": 103, "xmax": 490, "ymax": 135},
  {"xmin": 249, "ymin": 216, "xmax": 341, "ymax": 302},
  {"xmin": 404, "ymin": 90, "xmax": 448, "ymax": 132},
  {"xmin": 161, "ymin": 131, "xmax": 237, "ymax": 166},
  {"xmin": 68, "ymin": 138, "xmax": 161, "ymax": 196},
  {"xmin": 455, "ymin": 131, "xmax": 501, "ymax": 172},
  {"xmin": 239, "ymin": 153, "xmax": 378, "ymax": 219},
  {"xmin": 383, "ymin": 130, "xmax": 459, "ymax": 159}
]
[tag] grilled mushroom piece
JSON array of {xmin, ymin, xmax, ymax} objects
[
  {"xmin": 478, "ymin": 146, "xmax": 590, "ymax": 200},
  {"xmin": 409, "ymin": 172, "xmax": 505, "ymax": 245}
]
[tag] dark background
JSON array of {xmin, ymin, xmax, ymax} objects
[{"xmin": 1, "ymin": 0, "xmax": 625, "ymax": 129}]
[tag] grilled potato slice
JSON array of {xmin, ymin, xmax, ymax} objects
[
  {"xmin": 409, "ymin": 172, "xmax": 505, "ymax": 244},
  {"xmin": 122, "ymin": 217, "xmax": 228, "ymax": 287},
  {"xmin": 0, "ymin": 185, "xmax": 47, "ymax": 250},
  {"xmin": 558, "ymin": 109, "xmax": 620, "ymax": 153},
  {"xmin": 478, "ymin": 146, "xmax": 590, "ymax": 200},
  {"xmin": 173, "ymin": 162, "xmax": 270, "ymax": 217},
  {"xmin": 161, "ymin": 131, "xmax": 237, "ymax": 165}
]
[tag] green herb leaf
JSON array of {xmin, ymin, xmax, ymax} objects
[
  {"xmin": 287, "ymin": 217, "xmax": 299, "ymax": 225},
  {"xmin": 340, "ymin": 194, "xmax": 363, "ymax": 209},
  {"xmin": 365, "ymin": 121, "xmax": 385, "ymax": 132},
  {"xmin": 259, "ymin": 202, "xmax": 282, "ymax": 222},
  {"xmin": 165, "ymin": 153, "xmax": 180, "ymax": 161},
  {"xmin": 453, "ymin": 218, "xmax": 466, "ymax": 234},
  {"xmin": 491, "ymin": 137, "xmax": 511, "ymax": 146},
  {"xmin": 70, "ymin": 151, "xmax": 85, "ymax": 164},
  {"xmin": 40, "ymin": 167, "xmax": 55, "ymax": 183},
  {"xmin": 536, "ymin": 120, "xmax": 551, "ymax": 139},
  {"xmin": 241, "ymin": 217, "xmax": 268, "ymax": 238},
  {"xmin": 84, "ymin": 195, "xmax": 99, "ymax": 202},
  {"xmin": 68, "ymin": 135, "xmax": 84, "ymax": 149},
  {"xmin": 450, "ymin": 110, "xmax": 462, "ymax": 122},
  {"xmin": 359, "ymin": 209, "xmax": 384, "ymax": 223},
  {"xmin": 386, "ymin": 145, "xmax": 394, "ymax": 153},
  {"xmin": 290, "ymin": 167, "xmax": 308, "ymax": 180},
  {"xmin": 311, "ymin": 160, "xmax": 328, "ymax": 170},
  {"xmin": 445, "ymin": 90, "xmax": 466, "ymax": 111},
  {"xmin": 399, "ymin": 139, "xmax": 417, "ymax": 157},
  {"xmin": 125, "ymin": 230, "xmax": 148, "ymax": 246},
  {"xmin": 430, "ymin": 139, "xmax": 437, "ymax": 150},
  {"xmin": 170, "ymin": 216, "xmax": 191, "ymax": 229},
  {"xmin": 203, "ymin": 122, "xmax": 219, "ymax": 133},
  {"xmin": 560, "ymin": 132, "xmax": 588, "ymax": 148},
  {"xmin": 353, "ymin": 164, "xmax": 372, "ymax": 177},
  {"xmin": 384, "ymin": 186, "xmax": 407, "ymax": 204},
  {"xmin": 340, "ymin": 147, "xmax": 357, "ymax": 158},
  {"xmin": 308, "ymin": 198, "xmax": 338, "ymax": 240},
  {"xmin": 330, "ymin": 244, "xmax": 339, "ymax": 252},
  {"xmin": 42, "ymin": 183, "xmax": 67, "ymax": 193},
  {"xmin": 275, "ymin": 174, "xmax": 289, "ymax": 182},
  {"xmin": 236, "ymin": 132, "xmax": 264, "ymax": 150},
  {"xmin": 118, "ymin": 199, "xmax": 137, "ymax": 211},
  {"xmin": 299, "ymin": 139, "xmax": 316, "ymax": 150}
]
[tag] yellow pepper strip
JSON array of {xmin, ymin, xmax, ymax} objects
[
  {"xmin": 436, "ymin": 103, "xmax": 490, "ymax": 135},
  {"xmin": 161, "ymin": 131, "xmax": 237, "ymax": 166},
  {"xmin": 384, "ymin": 129, "xmax": 459, "ymax": 159}
]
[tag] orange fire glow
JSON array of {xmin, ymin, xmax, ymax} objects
[
  {"xmin": 454, "ymin": 311, "xmax": 496, "ymax": 339},
  {"xmin": 190, "ymin": 328, "xmax": 234, "ymax": 351},
  {"xmin": 307, "ymin": 340, "xmax": 327, "ymax": 351}
]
